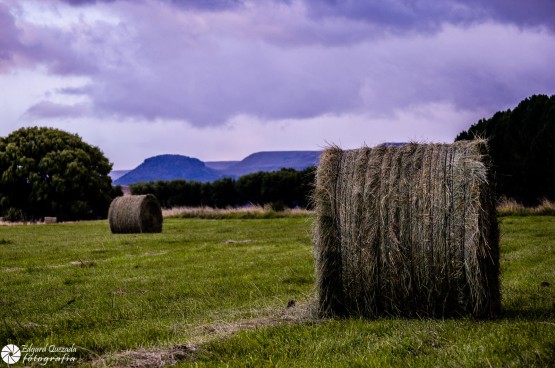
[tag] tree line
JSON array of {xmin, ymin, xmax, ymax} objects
[
  {"xmin": 130, "ymin": 167, "xmax": 316, "ymax": 210},
  {"xmin": 2, "ymin": 94, "xmax": 554, "ymax": 221}
]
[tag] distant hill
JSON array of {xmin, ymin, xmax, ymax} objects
[
  {"xmin": 112, "ymin": 151, "xmax": 322, "ymax": 185},
  {"xmin": 114, "ymin": 154, "xmax": 222, "ymax": 185},
  {"xmin": 109, "ymin": 170, "xmax": 130, "ymax": 181},
  {"xmin": 204, "ymin": 161, "xmax": 240, "ymax": 171},
  {"xmin": 222, "ymin": 151, "xmax": 321, "ymax": 177}
]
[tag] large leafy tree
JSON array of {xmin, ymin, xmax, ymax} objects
[
  {"xmin": 0, "ymin": 127, "xmax": 114, "ymax": 221},
  {"xmin": 456, "ymin": 94, "xmax": 555, "ymax": 205}
]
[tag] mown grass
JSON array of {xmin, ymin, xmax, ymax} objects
[
  {"xmin": 188, "ymin": 216, "xmax": 555, "ymax": 367},
  {"xmin": 0, "ymin": 217, "xmax": 314, "ymax": 365},
  {"xmin": 1, "ymin": 215, "xmax": 554, "ymax": 367}
]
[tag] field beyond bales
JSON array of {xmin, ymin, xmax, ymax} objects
[{"xmin": 1, "ymin": 216, "xmax": 554, "ymax": 367}]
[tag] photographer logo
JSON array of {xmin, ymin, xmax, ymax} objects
[
  {"xmin": 2, "ymin": 343, "xmax": 78, "ymax": 365},
  {"xmin": 1, "ymin": 345, "xmax": 21, "ymax": 365}
]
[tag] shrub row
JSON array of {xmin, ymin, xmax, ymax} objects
[{"xmin": 130, "ymin": 167, "xmax": 316, "ymax": 209}]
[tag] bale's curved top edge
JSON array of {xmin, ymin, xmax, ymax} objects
[{"xmin": 319, "ymin": 139, "xmax": 489, "ymax": 156}]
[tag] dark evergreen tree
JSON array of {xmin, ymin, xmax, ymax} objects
[
  {"xmin": 456, "ymin": 94, "xmax": 555, "ymax": 205},
  {"xmin": 209, "ymin": 178, "xmax": 238, "ymax": 208},
  {"xmin": 236, "ymin": 172, "xmax": 265, "ymax": 205}
]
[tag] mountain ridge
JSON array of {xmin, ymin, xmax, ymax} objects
[
  {"xmin": 114, "ymin": 154, "xmax": 222, "ymax": 185},
  {"xmin": 113, "ymin": 151, "xmax": 321, "ymax": 185},
  {"xmin": 223, "ymin": 151, "xmax": 320, "ymax": 177}
]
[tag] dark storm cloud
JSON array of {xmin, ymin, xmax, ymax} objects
[
  {"xmin": 167, "ymin": 0, "xmax": 244, "ymax": 11},
  {"xmin": 305, "ymin": 1, "xmax": 460, "ymax": 31},
  {"xmin": 55, "ymin": 0, "xmax": 555, "ymax": 31},
  {"xmin": 57, "ymin": 0, "xmax": 117, "ymax": 5},
  {"xmin": 0, "ymin": 2, "xmax": 99, "ymax": 74},
  {"xmin": 461, "ymin": 0, "xmax": 555, "ymax": 30},
  {"xmin": 0, "ymin": 3, "xmax": 28, "ymax": 71},
  {"xmin": 25, "ymin": 101, "xmax": 89, "ymax": 118},
  {"xmin": 304, "ymin": 0, "xmax": 555, "ymax": 32},
  {"xmin": 58, "ymin": 0, "xmax": 244, "ymax": 11},
  {"xmin": 7, "ymin": 0, "xmax": 555, "ymax": 128}
]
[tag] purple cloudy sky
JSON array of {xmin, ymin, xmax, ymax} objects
[{"xmin": 1, "ymin": 0, "xmax": 555, "ymax": 169}]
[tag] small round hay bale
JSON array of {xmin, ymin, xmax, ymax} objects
[
  {"xmin": 44, "ymin": 217, "xmax": 57, "ymax": 224},
  {"xmin": 313, "ymin": 140, "xmax": 500, "ymax": 319},
  {"xmin": 108, "ymin": 194, "xmax": 163, "ymax": 234}
]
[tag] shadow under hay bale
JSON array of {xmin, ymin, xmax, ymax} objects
[
  {"xmin": 313, "ymin": 140, "xmax": 500, "ymax": 319},
  {"xmin": 108, "ymin": 194, "xmax": 163, "ymax": 234}
]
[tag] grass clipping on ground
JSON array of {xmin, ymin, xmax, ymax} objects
[
  {"xmin": 313, "ymin": 140, "xmax": 500, "ymax": 319},
  {"xmin": 108, "ymin": 194, "xmax": 163, "ymax": 233}
]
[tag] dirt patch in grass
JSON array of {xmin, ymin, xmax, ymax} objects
[
  {"xmin": 93, "ymin": 344, "xmax": 198, "ymax": 368},
  {"xmin": 91, "ymin": 301, "xmax": 315, "ymax": 367},
  {"xmin": 223, "ymin": 239, "xmax": 253, "ymax": 245},
  {"xmin": 70, "ymin": 260, "xmax": 97, "ymax": 267}
]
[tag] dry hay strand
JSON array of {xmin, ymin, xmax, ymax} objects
[
  {"xmin": 313, "ymin": 140, "xmax": 500, "ymax": 319},
  {"xmin": 108, "ymin": 194, "xmax": 163, "ymax": 234}
]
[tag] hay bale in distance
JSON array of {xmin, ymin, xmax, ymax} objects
[
  {"xmin": 313, "ymin": 140, "xmax": 500, "ymax": 319},
  {"xmin": 108, "ymin": 194, "xmax": 163, "ymax": 234},
  {"xmin": 44, "ymin": 217, "xmax": 57, "ymax": 224}
]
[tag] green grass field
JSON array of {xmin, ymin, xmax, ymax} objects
[{"xmin": 1, "ymin": 216, "xmax": 554, "ymax": 367}]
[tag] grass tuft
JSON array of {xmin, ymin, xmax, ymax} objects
[
  {"xmin": 497, "ymin": 197, "xmax": 555, "ymax": 216},
  {"xmin": 163, "ymin": 205, "xmax": 314, "ymax": 220}
]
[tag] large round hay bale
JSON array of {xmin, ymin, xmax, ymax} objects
[
  {"xmin": 108, "ymin": 194, "xmax": 163, "ymax": 234},
  {"xmin": 313, "ymin": 140, "xmax": 500, "ymax": 318}
]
